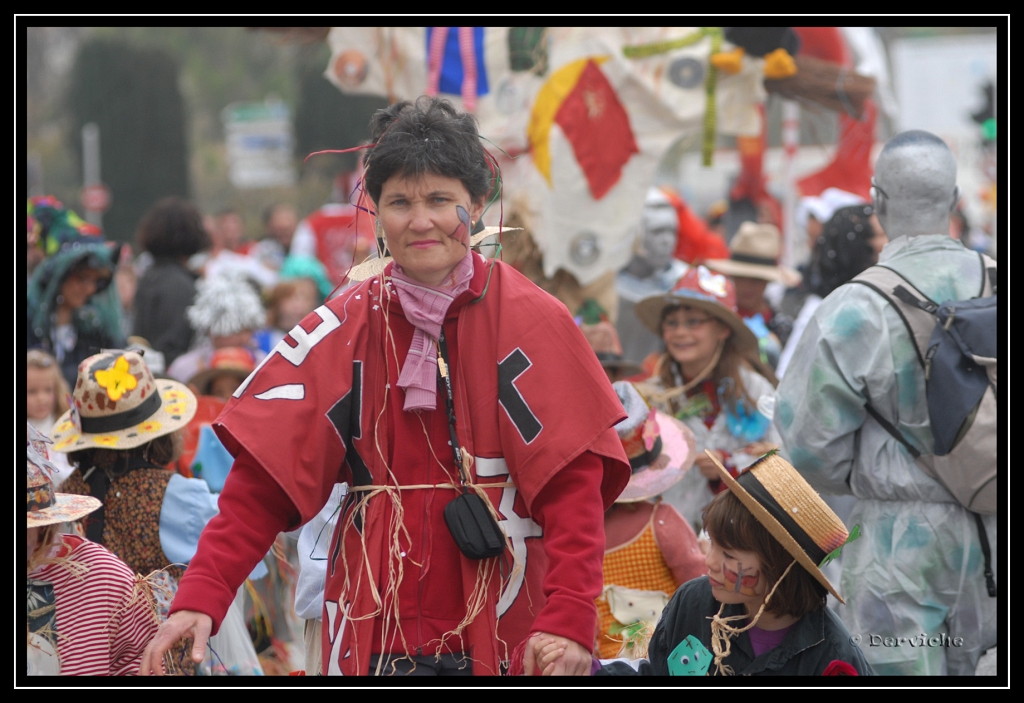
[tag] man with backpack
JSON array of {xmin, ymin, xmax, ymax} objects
[{"xmin": 773, "ymin": 130, "xmax": 997, "ymax": 676}]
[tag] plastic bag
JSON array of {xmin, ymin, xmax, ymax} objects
[{"xmin": 199, "ymin": 586, "xmax": 264, "ymax": 676}]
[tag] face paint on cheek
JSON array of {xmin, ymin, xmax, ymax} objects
[
  {"xmin": 450, "ymin": 205, "xmax": 471, "ymax": 248},
  {"xmin": 723, "ymin": 563, "xmax": 761, "ymax": 596}
]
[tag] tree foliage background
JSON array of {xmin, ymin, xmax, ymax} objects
[
  {"xmin": 67, "ymin": 38, "xmax": 190, "ymax": 244},
  {"xmin": 293, "ymin": 42, "xmax": 387, "ymax": 179},
  {"xmin": 28, "ymin": 27, "xmax": 385, "ymax": 245}
]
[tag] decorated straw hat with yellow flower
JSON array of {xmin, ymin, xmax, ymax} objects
[{"xmin": 50, "ymin": 349, "xmax": 197, "ymax": 453}]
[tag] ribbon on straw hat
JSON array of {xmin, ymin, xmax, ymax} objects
[{"xmin": 347, "ymin": 226, "xmax": 521, "ymax": 282}]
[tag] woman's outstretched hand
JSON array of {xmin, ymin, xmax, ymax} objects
[{"xmin": 138, "ymin": 609, "xmax": 212, "ymax": 675}]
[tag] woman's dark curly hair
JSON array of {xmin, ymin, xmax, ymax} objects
[
  {"xmin": 363, "ymin": 96, "xmax": 492, "ymax": 206},
  {"xmin": 136, "ymin": 196, "xmax": 210, "ymax": 259},
  {"xmin": 807, "ymin": 204, "xmax": 878, "ymax": 298}
]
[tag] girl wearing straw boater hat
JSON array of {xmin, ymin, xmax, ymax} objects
[
  {"xmin": 591, "ymin": 382, "xmax": 706, "ymax": 660},
  {"xmin": 27, "ymin": 424, "xmax": 161, "ymax": 676},
  {"xmin": 53, "ymin": 348, "xmax": 265, "ymax": 675},
  {"xmin": 633, "ymin": 265, "xmax": 782, "ymax": 534},
  {"xmin": 590, "ymin": 450, "xmax": 873, "ymax": 677}
]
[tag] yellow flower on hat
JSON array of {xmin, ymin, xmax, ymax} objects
[
  {"xmin": 94, "ymin": 435, "xmax": 120, "ymax": 447},
  {"xmin": 139, "ymin": 420, "xmax": 163, "ymax": 434},
  {"xmin": 163, "ymin": 389, "xmax": 188, "ymax": 401},
  {"xmin": 94, "ymin": 356, "xmax": 137, "ymax": 401},
  {"xmin": 55, "ymin": 420, "xmax": 74, "ymax": 433},
  {"xmin": 54, "ymin": 434, "xmax": 81, "ymax": 451},
  {"xmin": 165, "ymin": 402, "xmax": 187, "ymax": 416}
]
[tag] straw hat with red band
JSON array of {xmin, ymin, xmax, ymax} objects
[
  {"xmin": 634, "ymin": 265, "xmax": 759, "ymax": 358},
  {"xmin": 27, "ymin": 424, "xmax": 101, "ymax": 527},
  {"xmin": 706, "ymin": 449, "xmax": 850, "ymax": 603},
  {"xmin": 612, "ymin": 381, "xmax": 696, "ymax": 503},
  {"xmin": 49, "ymin": 349, "xmax": 197, "ymax": 453},
  {"xmin": 704, "ymin": 222, "xmax": 802, "ymax": 287}
]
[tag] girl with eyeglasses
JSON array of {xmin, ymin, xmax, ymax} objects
[{"xmin": 634, "ymin": 266, "xmax": 781, "ymax": 533}]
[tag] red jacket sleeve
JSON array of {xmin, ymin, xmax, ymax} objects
[
  {"xmin": 169, "ymin": 449, "xmax": 300, "ymax": 634},
  {"xmin": 527, "ymin": 450, "xmax": 606, "ymax": 652}
]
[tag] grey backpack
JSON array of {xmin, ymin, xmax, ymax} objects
[{"xmin": 849, "ymin": 252, "xmax": 997, "ymax": 595}]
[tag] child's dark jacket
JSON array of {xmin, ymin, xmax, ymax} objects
[{"xmin": 597, "ymin": 576, "xmax": 874, "ymax": 677}]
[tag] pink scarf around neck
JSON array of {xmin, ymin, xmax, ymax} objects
[{"xmin": 389, "ymin": 252, "xmax": 475, "ymax": 411}]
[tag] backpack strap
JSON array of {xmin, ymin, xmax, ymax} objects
[
  {"xmin": 979, "ymin": 252, "xmax": 997, "ymax": 297},
  {"xmin": 847, "ymin": 265, "xmax": 936, "ymax": 455},
  {"xmin": 974, "ymin": 513, "xmax": 997, "ymax": 598},
  {"xmin": 863, "ymin": 403, "xmax": 920, "ymax": 458},
  {"xmin": 848, "ymin": 265, "xmax": 937, "ymax": 369}
]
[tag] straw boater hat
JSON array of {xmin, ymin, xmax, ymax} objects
[
  {"xmin": 705, "ymin": 222, "xmax": 801, "ymax": 287},
  {"xmin": 634, "ymin": 265, "xmax": 759, "ymax": 357},
  {"xmin": 613, "ymin": 382, "xmax": 696, "ymax": 502},
  {"xmin": 27, "ymin": 424, "xmax": 101, "ymax": 527},
  {"xmin": 706, "ymin": 449, "xmax": 851, "ymax": 603},
  {"xmin": 187, "ymin": 346, "xmax": 257, "ymax": 396},
  {"xmin": 50, "ymin": 349, "xmax": 198, "ymax": 453},
  {"xmin": 346, "ymin": 226, "xmax": 522, "ymax": 282}
]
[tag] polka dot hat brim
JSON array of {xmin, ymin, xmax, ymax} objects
[{"xmin": 49, "ymin": 378, "xmax": 198, "ymax": 453}]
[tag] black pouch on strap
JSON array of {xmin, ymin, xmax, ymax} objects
[{"xmin": 444, "ymin": 492, "xmax": 506, "ymax": 560}]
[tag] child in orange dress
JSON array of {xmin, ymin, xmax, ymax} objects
[{"xmin": 594, "ymin": 381, "xmax": 706, "ymax": 659}]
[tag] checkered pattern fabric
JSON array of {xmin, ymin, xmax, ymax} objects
[{"xmin": 595, "ymin": 524, "xmax": 679, "ymax": 658}]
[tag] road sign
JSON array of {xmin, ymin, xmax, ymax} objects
[
  {"xmin": 81, "ymin": 183, "xmax": 111, "ymax": 212},
  {"xmin": 222, "ymin": 100, "xmax": 297, "ymax": 189}
]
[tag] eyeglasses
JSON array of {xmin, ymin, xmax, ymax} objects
[
  {"xmin": 663, "ymin": 316, "xmax": 716, "ymax": 331},
  {"xmin": 871, "ymin": 179, "xmax": 889, "ymax": 200}
]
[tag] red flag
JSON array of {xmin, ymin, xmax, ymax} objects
[
  {"xmin": 792, "ymin": 27, "xmax": 874, "ymax": 201},
  {"xmin": 555, "ymin": 60, "xmax": 639, "ymax": 200}
]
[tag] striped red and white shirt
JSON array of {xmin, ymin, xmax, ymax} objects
[{"xmin": 29, "ymin": 534, "xmax": 160, "ymax": 676}]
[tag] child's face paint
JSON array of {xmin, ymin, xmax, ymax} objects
[
  {"xmin": 705, "ymin": 539, "xmax": 765, "ymax": 606},
  {"xmin": 723, "ymin": 562, "xmax": 761, "ymax": 597}
]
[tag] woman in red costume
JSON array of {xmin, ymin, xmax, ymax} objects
[{"xmin": 140, "ymin": 96, "xmax": 630, "ymax": 677}]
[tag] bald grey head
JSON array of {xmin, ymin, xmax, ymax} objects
[{"xmin": 871, "ymin": 130, "xmax": 960, "ymax": 240}]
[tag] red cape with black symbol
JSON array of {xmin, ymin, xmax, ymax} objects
[{"xmin": 211, "ymin": 252, "xmax": 630, "ymax": 676}]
